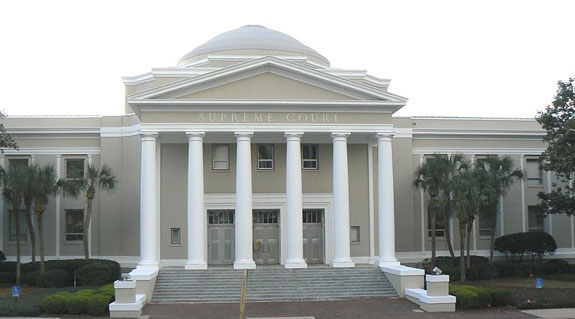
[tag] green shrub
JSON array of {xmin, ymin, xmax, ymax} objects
[
  {"xmin": 0, "ymin": 261, "xmax": 16, "ymax": 272},
  {"xmin": 76, "ymin": 261, "xmax": 120, "ymax": 286},
  {"xmin": 494, "ymin": 232, "xmax": 557, "ymax": 261},
  {"xmin": 0, "ymin": 300, "xmax": 41, "ymax": 317},
  {"xmin": 21, "ymin": 261, "xmax": 40, "ymax": 273},
  {"xmin": 546, "ymin": 259, "xmax": 570, "ymax": 274},
  {"xmin": 65, "ymin": 294, "xmax": 90, "ymax": 315},
  {"xmin": 488, "ymin": 288, "xmax": 512, "ymax": 307},
  {"xmin": 41, "ymin": 292, "xmax": 71, "ymax": 314},
  {"xmin": 0, "ymin": 271, "xmax": 16, "ymax": 284},
  {"xmin": 98, "ymin": 283, "xmax": 115, "ymax": 299},
  {"xmin": 37, "ymin": 269, "xmax": 73, "ymax": 288},
  {"xmin": 87, "ymin": 293, "xmax": 113, "ymax": 316},
  {"xmin": 20, "ymin": 270, "xmax": 39, "ymax": 286},
  {"xmin": 450, "ymin": 287, "xmax": 479, "ymax": 309},
  {"xmin": 468, "ymin": 263, "xmax": 499, "ymax": 281},
  {"xmin": 476, "ymin": 287, "xmax": 493, "ymax": 308},
  {"xmin": 77, "ymin": 289, "xmax": 97, "ymax": 296}
]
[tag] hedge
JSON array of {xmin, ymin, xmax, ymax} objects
[
  {"xmin": 76, "ymin": 261, "xmax": 121, "ymax": 286},
  {"xmin": 449, "ymin": 285, "xmax": 511, "ymax": 309},
  {"xmin": 37, "ymin": 269, "xmax": 74, "ymax": 288},
  {"xmin": 0, "ymin": 271, "xmax": 16, "ymax": 284},
  {"xmin": 42, "ymin": 284, "xmax": 114, "ymax": 316},
  {"xmin": 0, "ymin": 299, "xmax": 41, "ymax": 317},
  {"xmin": 494, "ymin": 232, "xmax": 557, "ymax": 261}
]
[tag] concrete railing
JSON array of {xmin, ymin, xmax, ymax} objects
[{"xmin": 109, "ymin": 268, "xmax": 158, "ymax": 318}]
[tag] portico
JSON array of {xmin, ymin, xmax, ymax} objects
[{"xmin": 136, "ymin": 127, "xmax": 400, "ymax": 270}]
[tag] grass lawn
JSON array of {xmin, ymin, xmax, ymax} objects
[{"xmin": 453, "ymin": 274, "xmax": 575, "ymax": 309}]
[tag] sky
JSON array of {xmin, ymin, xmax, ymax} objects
[{"xmin": 0, "ymin": 0, "xmax": 574, "ymax": 118}]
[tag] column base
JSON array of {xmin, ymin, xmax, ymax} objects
[
  {"xmin": 234, "ymin": 260, "xmax": 256, "ymax": 270},
  {"xmin": 284, "ymin": 259, "xmax": 308, "ymax": 269},
  {"xmin": 331, "ymin": 258, "xmax": 355, "ymax": 268},
  {"xmin": 184, "ymin": 260, "xmax": 208, "ymax": 270},
  {"xmin": 136, "ymin": 261, "xmax": 160, "ymax": 272}
]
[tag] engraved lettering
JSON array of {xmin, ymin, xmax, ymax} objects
[
  {"xmin": 232, "ymin": 113, "xmax": 239, "ymax": 122},
  {"xmin": 286, "ymin": 113, "xmax": 296, "ymax": 122},
  {"xmin": 298, "ymin": 113, "xmax": 308, "ymax": 122},
  {"xmin": 243, "ymin": 113, "xmax": 248, "ymax": 122},
  {"xmin": 322, "ymin": 113, "xmax": 329, "ymax": 123},
  {"xmin": 334, "ymin": 113, "xmax": 338, "ymax": 123},
  {"xmin": 199, "ymin": 112, "xmax": 205, "ymax": 121},
  {"xmin": 267, "ymin": 113, "xmax": 273, "ymax": 122},
  {"xmin": 254, "ymin": 113, "xmax": 263, "ymax": 122}
]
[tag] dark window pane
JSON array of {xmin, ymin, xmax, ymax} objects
[{"xmin": 66, "ymin": 159, "xmax": 85, "ymax": 179}]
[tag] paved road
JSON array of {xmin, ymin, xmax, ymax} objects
[{"xmin": 144, "ymin": 298, "xmax": 538, "ymax": 319}]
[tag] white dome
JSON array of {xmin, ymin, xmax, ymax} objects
[{"xmin": 178, "ymin": 25, "xmax": 330, "ymax": 67}]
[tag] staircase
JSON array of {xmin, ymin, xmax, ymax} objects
[{"xmin": 152, "ymin": 265, "xmax": 398, "ymax": 303}]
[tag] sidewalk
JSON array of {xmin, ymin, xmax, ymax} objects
[{"xmin": 521, "ymin": 308, "xmax": 575, "ymax": 319}]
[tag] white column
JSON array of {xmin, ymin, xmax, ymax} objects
[
  {"xmin": 234, "ymin": 132, "xmax": 256, "ymax": 269},
  {"xmin": 185, "ymin": 132, "xmax": 207, "ymax": 270},
  {"xmin": 377, "ymin": 133, "xmax": 399, "ymax": 267},
  {"xmin": 284, "ymin": 132, "xmax": 307, "ymax": 268},
  {"xmin": 331, "ymin": 132, "xmax": 354, "ymax": 268},
  {"xmin": 55, "ymin": 155, "xmax": 62, "ymax": 258},
  {"xmin": 138, "ymin": 132, "xmax": 160, "ymax": 270}
]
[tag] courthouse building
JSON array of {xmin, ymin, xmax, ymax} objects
[{"xmin": 2, "ymin": 25, "xmax": 574, "ymax": 270}]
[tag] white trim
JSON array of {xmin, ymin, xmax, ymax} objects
[
  {"xmin": 382, "ymin": 265, "xmax": 425, "ymax": 276},
  {"xmin": 100, "ymin": 125, "xmax": 141, "ymax": 137},
  {"xmin": 520, "ymin": 155, "xmax": 526, "ymax": 232},
  {"xmin": 141, "ymin": 123, "xmax": 394, "ymax": 134},
  {"xmin": 1, "ymin": 147, "xmax": 101, "ymax": 155},
  {"xmin": 426, "ymin": 275, "xmax": 450, "ymax": 283},
  {"xmin": 412, "ymin": 116, "xmax": 536, "ymax": 121},
  {"xmin": 413, "ymin": 148, "xmax": 545, "ymax": 155},
  {"xmin": 0, "ymin": 155, "xmax": 3, "ymax": 250},
  {"xmin": 55, "ymin": 155, "xmax": 61, "ymax": 258},
  {"xmin": 88, "ymin": 155, "xmax": 93, "ymax": 259},
  {"xmin": 368, "ymin": 143, "xmax": 375, "ymax": 263},
  {"xmin": 471, "ymin": 155, "xmax": 477, "ymax": 253},
  {"xmin": 394, "ymin": 128, "xmax": 413, "ymax": 138}
]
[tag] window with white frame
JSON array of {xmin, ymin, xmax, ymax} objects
[
  {"xmin": 8, "ymin": 210, "xmax": 27, "ymax": 242},
  {"xmin": 302, "ymin": 144, "xmax": 318, "ymax": 170},
  {"xmin": 212, "ymin": 144, "xmax": 229, "ymax": 170},
  {"xmin": 528, "ymin": 206, "xmax": 544, "ymax": 232},
  {"xmin": 526, "ymin": 158, "xmax": 542, "ymax": 185},
  {"xmin": 9, "ymin": 158, "xmax": 29, "ymax": 169},
  {"xmin": 257, "ymin": 144, "xmax": 274, "ymax": 170},
  {"xmin": 66, "ymin": 158, "xmax": 85, "ymax": 179},
  {"xmin": 65, "ymin": 209, "xmax": 84, "ymax": 241},
  {"xmin": 171, "ymin": 228, "xmax": 181, "ymax": 245},
  {"xmin": 350, "ymin": 226, "xmax": 360, "ymax": 242},
  {"xmin": 478, "ymin": 215, "xmax": 492, "ymax": 237}
]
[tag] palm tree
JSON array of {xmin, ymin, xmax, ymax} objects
[
  {"xmin": 31, "ymin": 165, "xmax": 58, "ymax": 274},
  {"xmin": 62, "ymin": 164, "xmax": 116, "ymax": 261},
  {"xmin": 476, "ymin": 156, "xmax": 523, "ymax": 263},
  {"xmin": 22, "ymin": 164, "xmax": 38, "ymax": 263},
  {"xmin": 0, "ymin": 165, "xmax": 27, "ymax": 283}
]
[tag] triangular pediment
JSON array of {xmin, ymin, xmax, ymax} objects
[{"xmin": 129, "ymin": 57, "xmax": 406, "ymax": 103}]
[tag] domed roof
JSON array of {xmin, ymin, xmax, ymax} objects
[{"xmin": 178, "ymin": 25, "xmax": 330, "ymax": 67}]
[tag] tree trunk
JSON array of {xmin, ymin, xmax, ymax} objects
[
  {"xmin": 36, "ymin": 212, "xmax": 45, "ymax": 274},
  {"xmin": 83, "ymin": 196, "xmax": 94, "ymax": 262},
  {"xmin": 459, "ymin": 221, "xmax": 466, "ymax": 282},
  {"xmin": 24, "ymin": 203, "xmax": 36, "ymax": 263},
  {"xmin": 466, "ymin": 217, "xmax": 473, "ymax": 269},
  {"xmin": 444, "ymin": 210, "xmax": 455, "ymax": 258},
  {"xmin": 11, "ymin": 198, "xmax": 22, "ymax": 284},
  {"xmin": 430, "ymin": 206, "xmax": 436, "ymax": 266},
  {"xmin": 489, "ymin": 226, "xmax": 496, "ymax": 263}
]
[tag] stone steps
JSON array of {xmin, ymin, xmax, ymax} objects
[{"xmin": 152, "ymin": 265, "xmax": 398, "ymax": 303}]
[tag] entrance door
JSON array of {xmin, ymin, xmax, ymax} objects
[
  {"xmin": 303, "ymin": 209, "xmax": 324, "ymax": 264},
  {"xmin": 207, "ymin": 210, "xmax": 235, "ymax": 265},
  {"xmin": 252, "ymin": 209, "xmax": 280, "ymax": 265}
]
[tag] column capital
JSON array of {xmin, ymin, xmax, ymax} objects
[
  {"xmin": 186, "ymin": 131, "xmax": 205, "ymax": 140},
  {"xmin": 234, "ymin": 131, "xmax": 254, "ymax": 140},
  {"xmin": 377, "ymin": 132, "xmax": 395, "ymax": 141},
  {"xmin": 140, "ymin": 132, "xmax": 158, "ymax": 140},
  {"xmin": 285, "ymin": 131, "xmax": 304, "ymax": 140},
  {"xmin": 331, "ymin": 132, "xmax": 351, "ymax": 140}
]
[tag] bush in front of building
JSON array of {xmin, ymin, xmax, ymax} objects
[
  {"xmin": 76, "ymin": 260, "xmax": 121, "ymax": 286},
  {"xmin": 494, "ymin": 232, "xmax": 557, "ymax": 261},
  {"xmin": 449, "ymin": 285, "xmax": 511, "ymax": 309},
  {"xmin": 0, "ymin": 271, "xmax": 16, "ymax": 284},
  {"xmin": 42, "ymin": 284, "xmax": 114, "ymax": 316},
  {"xmin": 0, "ymin": 299, "xmax": 41, "ymax": 317},
  {"xmin": 36, "ymin": 269, "xmax": 74, "ymax": 288}
]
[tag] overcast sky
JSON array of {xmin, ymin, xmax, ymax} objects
[{"xmin": 1, "ymin": 0, "xmax": 574, "ymax": 118}]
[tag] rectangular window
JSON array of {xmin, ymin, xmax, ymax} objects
[
  {"xmin": 9, "ymin": 158, "xmax": 29, "ymax": 168},
  {"xmin": 303, "ymin": 209, "xmax": 323, "ymax": 224},
  {"xmin": 8, "ymin": 210, "xmax": 27, "ymax": 242},
  {"xmin": 257, "ymin": 144, "xmax": 274, "ymax": 170},
  {"xmin": 208, "ymin": 210, "xmax": 234, "ymax": 225},
  {"xmin": 302, "ymin": 145, "xmax": 318, "ymax": 170},
  {"xmin": 427, "ymin": 207, "xmax": 445, "ymax": 237},
  {"xmin": 528, "ymin": 206, "xmax": 544, "ymax": 232},
  {"xmin": 66, "ymin": 159, "xmax": 85, "ymax": 179},
  {"xmin": 212, "ymin": 144, "xmax": 230, "ymax": 170},
  {"xmin": 65, "ymin": 209, "xmax": 84, "ymax": 241},
  {"xmin": 526, "ymin": 158, "xmax": 542, "ymax": 185},
  {"xmin": 350, "ymin": 226, "xmax": 360, "ymax": 242},
  {"xmin": 478, "ymin": 216, "xmax": 492, "ymax": 237},
  {"xmin": 171, "ymin": 228, "xmax": 181, "ymax": 245},
  {"xmin": 253, "ymin": 209, "xmax": 279, "ymax": 224}
]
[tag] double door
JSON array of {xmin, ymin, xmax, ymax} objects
[
  {"xmin": 253, "ymin": 209, "xmax": 280, "ymax": 265},
  {"xmin": 303, "ymin": 209, "xmax": 324, "ymax": 264}
]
